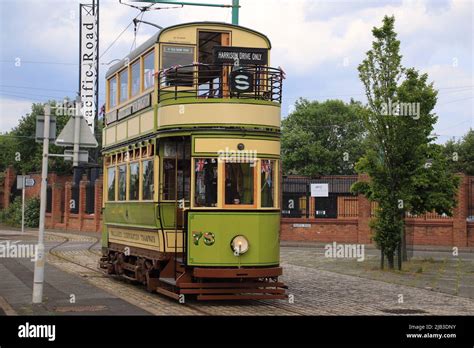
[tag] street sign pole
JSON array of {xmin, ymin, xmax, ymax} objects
[
  {"xmin": 73, "ymin": 97, "xmax": 81, "ymax": 167},
  {"xmin": 32, "ymin": 104, "xmax": 50, "ymax": 304},
  {"xmin": 21, "ymin": 175, "xmax": 25, "ymax": 234}
]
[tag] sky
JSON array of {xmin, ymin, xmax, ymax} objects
[{"xmin": 0, "ymin": 0, "xmax": 473, "ymax": 143}]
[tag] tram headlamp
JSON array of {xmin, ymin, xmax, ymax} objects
[{"xmin": 230, "ymin": 235, "xmax": 249, "ymax": 255}]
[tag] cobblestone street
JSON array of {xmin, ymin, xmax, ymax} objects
[{"xmin": 1, "ymin": 229, "xmax": 473, "ymax": 316}]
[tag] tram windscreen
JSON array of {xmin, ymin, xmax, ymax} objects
[
  {"xmin": 225, "ymin": 162, "xmax": 255, "ymax": 205},
  {"xmin": 194, "ymin": 158, "xmax": 218, "ymax": 207}
]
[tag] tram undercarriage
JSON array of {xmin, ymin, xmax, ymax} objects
[{"xmin": 99, "ymin": 244, "xmax": 287, "ymax": 301}]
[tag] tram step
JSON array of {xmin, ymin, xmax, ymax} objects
[
  {"xmin": 197, "ymin": 294, "xmax": 287, "ymax": 301},
  {"xmin": 159, "ymin": 277, "xmax": 177, "ymax": 286}
]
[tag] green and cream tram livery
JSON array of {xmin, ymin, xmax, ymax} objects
[{"xmin": 100, "ymin": 22, "xmax": 286, "ymax": 300}]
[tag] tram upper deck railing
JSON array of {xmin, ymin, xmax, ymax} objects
[{"xmin": 157, "ymin": 63, "xmax": 284, "ymax": 104}]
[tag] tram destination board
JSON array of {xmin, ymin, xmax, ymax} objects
[{"xmin": 213, "ymin": 46, "xmax": 268, "ymax": 65}]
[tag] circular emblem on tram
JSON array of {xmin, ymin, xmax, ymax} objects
[
  {"xmin": 237, "ymin": 143, "xmax": 245, "ymax": 150},
  {"xmin": 203, "ymin": 232, "xmax": 215, "ymax": 246}
]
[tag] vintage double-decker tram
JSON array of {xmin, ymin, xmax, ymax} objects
[{"xmin": 100, "ymin": 21, "xmax": 286, "ymax": 300}]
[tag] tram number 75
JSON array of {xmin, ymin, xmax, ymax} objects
[{"xmin": 192, "ymin": 231, "xmax": 215, "ymax": 246}]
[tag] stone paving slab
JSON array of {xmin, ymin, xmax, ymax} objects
[
  {"xmin": 2, "ymin": 229, "xmax": 473, "ymax": 316},
  {"xmin": 0, "ymin": 245, "xmax": 150, "ymax": 315},
  {"xmin": 280, "ymin": 246, "xmax": 474, "ymax": 300}
]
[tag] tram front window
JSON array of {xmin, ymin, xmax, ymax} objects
[
  {"xmin": 225, "ymin": 162, "xmax": 255, "ymax": 205},
  {"xmin": 194, "ymin": 158, "xmax": 218, "ymax": 207},
  {"xmin": 118, "ymin": 164, "xmax": 126, "ymax": 201},
  {"xmin": 142, "ymin": 159, "xmax": 154, "ymax": 200}
]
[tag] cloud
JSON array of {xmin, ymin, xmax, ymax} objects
[
  {"xmin": 0, "ymin": 97, "xmax": 33, "ymax": 132},
  {"xmin": 0, "ymin": 0, "xmax": 472, "ymax": 139}
]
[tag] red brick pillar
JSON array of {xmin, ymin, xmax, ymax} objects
[
  {"xmin": 94, "ymin": 176, "xmax": 103, "ymax": 232},
  {"xmin": 79, "ymin": 179, "xmax": 89, "ymax": 231},
  {"xmin": 453, "ymin": 174, "xmax": 468, "ymax": 247},
  {"xmin": 3, "ymin": 166, "xmax": 16, "ymax": 209},
  {"xmin": 49, "ymin": 172, "xmax": 58, "ymax": 185},
  {"xmin": 357, "ymin": 173, "xmax": 372, "ymax": 244},
  {"xmin": 51, "ymin": 183, "xmax": 64, "ymax": 228},
  {"xmin": 64, "ymin": 182, "xmax": 72, "ymax": 230}
]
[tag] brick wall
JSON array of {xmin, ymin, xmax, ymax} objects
[
  {"xmin": 42, "ymin": 176, "xmax": 103, "ymax": 233},
  {"xmin": 2, "ymin": 166, "xmax": 16, "ymax": 209},
  {"xmin": 281, "ymin": 218, "xmax": 358, "ymax": 243},
  {"xmin": 468, "ymin": 223, "xmax": 474, "ymax": 247},
  {"xmin": 2, "ymin": 167, "xmax": 473, "ymax": 245},
  {"xmin": 281, "ymin": 174, "xmax": 472, "ymax": 248}
]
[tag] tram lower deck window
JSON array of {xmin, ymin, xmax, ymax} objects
[
  {"xmin": 107, "ymin": 167, "xmax": 115, "ymax": 201},
  {"xmin": 225, "ymin": 162, "xmax": 255, "ymax": 205},
  {"xmin": 194, "ymin": 158, "xmax": 218, "ymax": 207},
  {"xmin": 129, "ymin": 162, "xmax": 139, "ymax": 200},
  {"xmin": 162, "ymin": 140, "xmax": 190, "ymax": 201},
  {"xmin": 261, "ymin": 160, "xmax": 276, "ymax": 207},
  {"xmin": 118, "ymin": 164, "xmax": 126, "ymax": 201},
  {"xmin": 142, "ymin": 159, "xmax": 154, "ymax": 200}
]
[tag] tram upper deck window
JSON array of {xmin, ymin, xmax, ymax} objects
[
  {"xmin": 143, "ymin": 50, "xmax": 155, "ymax": 90},
  {"xmin": 224, "ymin": 162, "xmax": 255, "ymax": 206},
  {"xmin": 107, "ymin": 167, "xmax": 116, "ymax": 201},
  {"xmin": 131, "ymin": 60, "xmax": 140, "ymax": 97},
  {"xmin": 109, "ymin": 76, "xmax": 117, "ymax": 109},
  {"xmin": 162, "ymin": 45, "xmax": 194, "ymax": 87},
  {"xmin": 261, "ymin": 160, "xmax": 275, "ymax": 208},
  {"xmin": 194, "ymin": 158, "xmax": 218, "ymax": 207},
  {"xmin": 142, "ymin": 159, "xmax": 154, "ymax": 200},
  {"xmin": 119, "ymin": 69, "xmax": 128, "ymax": 103}
]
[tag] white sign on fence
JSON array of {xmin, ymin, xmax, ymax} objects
[{"xmin": 311, "ymin": 183, "xmax": 329, "ymax": 197}]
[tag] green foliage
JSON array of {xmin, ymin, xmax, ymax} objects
[
  {"xmin": 0, "ymin": 99, "xmax": 103, "ymax": 174},
  {"xmin": 355, "ymin": 15, "xmax": 459, "ymax": 268},
  {"xmin": 0, "ymin": 196, "xmax": 41, "ymax": 228},
  {"xmin": 0, "ymin": 196, "xmax": 22, "ymax": 226},
  {"xmin": 443, "ymin": 129, "xmax": 474, "ymax": 175},
  {"xmin": 281, "ymin": 99, "xmax": 367, "ymax": 176},
  {"xmin": 24, "ymin": 196, "xmax": 41, "ymax": 228}
]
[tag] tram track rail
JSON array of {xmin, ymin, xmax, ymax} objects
[
  {"xmin": 45, "ymin": 233, "xmax": 213, "ymax": 315},
  {"xmin": 45, "ymin": 232, "xmax": 304, "ymax": 316}
]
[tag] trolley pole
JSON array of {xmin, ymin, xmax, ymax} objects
[{"xmin": 32, "ymin": 104, "xmax": 50, "ymax": 304}]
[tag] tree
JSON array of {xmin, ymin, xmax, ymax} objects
[
  {"xmin": 281, "ymin": 98, "xmax": 367, "ymax": 176},
  {"xmin": 352, "ymin": 16, "xmax": 459, "ymax": 269},
  {"xmin": 0, "ymin": 99, "xmax": 103, "ymax": 174},
  {"xmin": 443, "ymin": 129, "xmax": 474, "ymax": 175}
]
